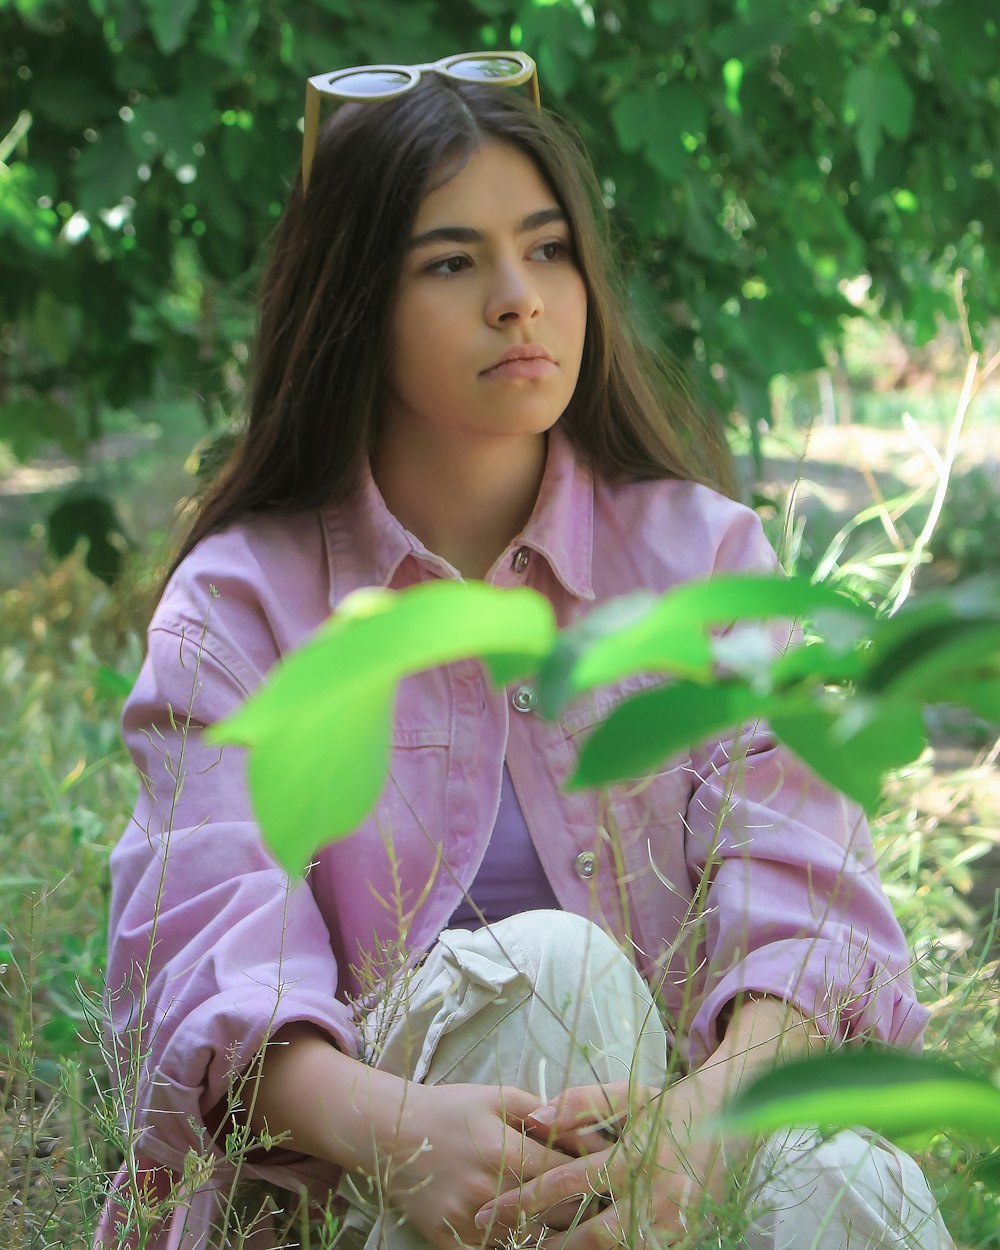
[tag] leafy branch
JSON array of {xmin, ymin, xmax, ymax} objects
[{"xmin": 209, "ymin": 573, "xmax": 1000, "ymax": 877}]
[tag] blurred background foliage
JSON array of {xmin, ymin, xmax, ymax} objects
[{"xmin": 2, "ymin": 0, "xmax": 999, "ymax": 582}]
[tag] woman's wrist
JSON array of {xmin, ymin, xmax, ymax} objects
[
  {"xmin": 248, "ymin": 1022, "xmax": 421, "ymax": 1176},
  {"xmin": 708, "ymin": 994, "xmax": 820, "ymax": 1085}
]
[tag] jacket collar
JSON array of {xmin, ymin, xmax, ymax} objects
[
  {"xmin": 517, "ymin": 424, "xmax": 595, "ymax": 601},
  {"xmin": 322, "ymin": 423, "xmax": 595, "ymax": 603}
]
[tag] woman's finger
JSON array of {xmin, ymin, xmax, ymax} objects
[
  {"xmin": 522, "ymin": 1189, "xmax": 614, "ymax": 1232},
  {"xmin": 496, "ymin": 1083, "xmax": 557, "ymax": 1126},
  {"xmin": 538, "ymin": 1203, "xmax": 627, "ymax": 1250},
  {"xmin": 527, "ymin": 1082, "xmax": 629, "ymax": 1130},
  {"xmin": 492, "ymin": 1122, "xmax": 575, "ymax": 1189},
  {"xmin": 523, "ymin": 1081, "xmax": 655, "ymax": 1153},
  {"xmin": 477, "ymin": 1148, "xmax": 613, "ymax": 1231}
]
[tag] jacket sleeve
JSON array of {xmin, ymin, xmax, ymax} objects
[
  {"xmin": 679, "ymin": 507, "xmax": 928, "ymax": 1063},
  {"xmin": 105, "ymin": 611, "xmax": 360, "ymax": 1181}
]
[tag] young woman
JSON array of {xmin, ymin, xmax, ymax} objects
[{"xmin": 99, "ymin": 57, "xmax": 954, "ymax": 1250}]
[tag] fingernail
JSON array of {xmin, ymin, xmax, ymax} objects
[
  {"xmin": 527, "ymin": 1105, "xmax": 557, "ymax": 1125},
  {"xmin": 474, "ymin": 1206, "xmax": 493, "ymax": 1230}
]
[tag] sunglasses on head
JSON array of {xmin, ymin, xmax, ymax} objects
[{"xmin": 301, "ymin": 51, "xmax": 541, "ymax": 191}]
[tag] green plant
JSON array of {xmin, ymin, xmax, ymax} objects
[
  {"xmin": 717, "ymin": 1048, "xmax": 1000, "ymax": 1145},
  {"xmin": 210, "ymin": 573, "xmax": 1000, "ymax": 870}
]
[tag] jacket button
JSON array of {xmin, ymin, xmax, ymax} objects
[
  {"xmin": 512, "ymin": 684, "xmax": 537, "ymax": 713},
  {"xmin": 573, "ymin": 851, "xmax": 597, "ymax": 879},
  {"xmin": 512, "ymin": 547, "xmax": 530, "ymax": 574}
]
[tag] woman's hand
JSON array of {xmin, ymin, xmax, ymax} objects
[
  {"xmin": 475, "ymin": 999, "xmax": 818, "ymax": 1247},
  {"xmin": 377, "ymin": 1081, "xmax": 574, "ymax": 1250},
  {"xmin": 248, "ymin": 1026, "xmax": 571, "ymax": 1250},
  {"xmin": 474, "ymin": 1067, "xmax": 745, "ymax": 1248}
]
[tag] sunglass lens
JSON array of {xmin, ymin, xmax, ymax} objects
[
  {"xmin": 331, "ymin": 69, "xmax": 413, "ymax": 96},
  {"xmin": 448, "ymin": 57, "xmax": 523, "ymax": 81}
]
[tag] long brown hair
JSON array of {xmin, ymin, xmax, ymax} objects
[{"xmin": 171, "ymin": 75, "xmax": 734, "ymax": 573}]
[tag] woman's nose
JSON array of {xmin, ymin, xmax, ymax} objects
[{"xmin": 485, "ymin": 264, "xmax": 544, "ymax": 325}]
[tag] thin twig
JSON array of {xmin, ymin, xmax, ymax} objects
[
  {"xmin": 0, "ymin": 110, "xmax": 32, "ymax": 164},
  {"xmin": 886, "ymin": 352, "xmax": 979, "ymax": 616}
]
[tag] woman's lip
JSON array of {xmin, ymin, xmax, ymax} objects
[{"xmin": 481, "ymin": 358, "xmax": 558, "ymax": 380}]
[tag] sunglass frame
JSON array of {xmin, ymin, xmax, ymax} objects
[{"xmin": 301, "ymin": 51, "xmax": 540, "ymax": 191}]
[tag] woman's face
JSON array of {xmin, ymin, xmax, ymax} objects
[{"xmin": 384, "ymin": 141, "xmax": 588, "ymax": 448}]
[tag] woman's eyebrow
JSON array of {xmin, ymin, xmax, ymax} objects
[{"xmin": 408, "ymin": 207, "xmax": 566, "ymax": 251}]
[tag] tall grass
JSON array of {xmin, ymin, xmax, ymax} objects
[{"xmin": 1, "ymin": 557, "xmax": 144, "ymax": 1248}]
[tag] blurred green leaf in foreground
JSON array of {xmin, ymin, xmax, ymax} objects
[{"xmin": 209, "ymin": 574, "xmax": 1000, "ymax": 878}]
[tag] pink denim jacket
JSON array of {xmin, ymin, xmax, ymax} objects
[{"xmin": 101, "ymin": 427, "xmax": 926, "ymax": 1240}]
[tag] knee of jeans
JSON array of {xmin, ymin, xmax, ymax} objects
[
  {"xmin": 502, "ymin": 910, "xmax": 627, "ymax": 975},
  {"xmin": 758, "ymin": 1126, "xmax": 909, "ymax": 1194},
  {"xmin": 752, "ymin": 1127, "xmax": 948, "ymax": 1244}
]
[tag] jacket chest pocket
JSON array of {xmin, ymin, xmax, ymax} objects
[
  {"xmin": 380, "ymin": 671, "xmax": 454, "ymax": 849},
  {"xmin": 385, "ymin": 719, "xmax": 452, "ymax": 830}
]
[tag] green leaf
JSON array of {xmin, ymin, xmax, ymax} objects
[
  {"xmin": 196, "ymin": 2, "xmax": 261, "ymax": 68},
  {"xmin": 706, "ymin": 16, "xmax": 799, "ymax": 65},
  {"xmin": 518, "ymin": 3, "xmax": 596, "ymax": 97},
  {"xmin": 209, "ymin": 582, "xmax": 556, "ymax": 874},
  {"xmin": 612, "ymin": 82, "xmax": 708, "ymax": 181},
  {"xmin": 770, "ymin": 694, "xmax": 926, "ymax": 811},
  {"xmin": 972, "ymin": 1149, "xmax": 1000, "ymax": 1183},
  {"xmin": 559, "ymin": 576, "xmax": 867, "ymax": 704},
  {"xmin": 877, "ymin": 622, "xmax": 1000, "ymax": 699},
  {"xmin": 483, "ymin": 650, "xmax": 557, "ymax": 688},
  {"xmin": 725, "ymin": 297, "xmax": 827, "ymax": 376},
  {"xmin": 863, "ymin": 586, "xmax": 1000, "ymax": 692},
  {"xmin": 194, "ymin": 151, "xmax": 246, "ymax": 241},
  {"xmin": 722, "ymin": 58, "xmax": 744, "ymax": 114},
  {"xmin": 716, "ymin": 1051, "xmax": 1000, "ymax": 1145},
  {"xmin": 143, "ymin": 0, "xmax": 200, "ymax": 56},
  {"xmin": 0, "ymin": 163, "xmax": 58, "ymax": 254},
  {"xmin": 844, "ymin": 60, "xmax": 915, "ymax": 180},
  {"xmin": 96, "ymin": 666, "xmax": 137, "ymax": 699},
  {"xmin": 34, "ymin": 73, "xmax": 119, "ymax": 130},
  {"xmin": 47, "ymin": 492, "xmax": 129, "ymax": 585},
  {"xmin": 570, "ymin": 681, "xmax": 772, "ymax": 789},
  {"xmin": 536, "ymin": 593, "xmax": 659, "ymax": 717},
  {"xmin": 0, "ymin": 396, "xmax": 83, "ymax": 460},
  {"xmin": 74, "ymin": 126, "xmax": 138, "ymax": 215},
  {"xmin": 650, "ymin": 83, "xmax": 708, "ymax": 160},
  {"xmin": 127, "ymin": 88, "xmax": 212, "ymax": 171},
  {"xmin": 919, "ymin": 679, "xmax": 1000, "ymax": 727},
  {"xmin": 246, "ymin": 680, "xmax": 395, "ymax": 878},
  {"xmin": 22, "ymin": 289, "xmax": 77, "ymax": 366},
  {"xmin": 609, "ymin": 91, "xmax": 648, "ymax": 156},
  {"xmin": 648, "ymin": 0, "xmax": 703, "ymax": 23},
  {"xmin": 770, "ymin": 639, "xmax": 867, "ymax": 688}
]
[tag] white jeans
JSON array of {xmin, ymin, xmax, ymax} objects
[{"xmin": 337, "ymin": 911, "xmax": 955, "ymax": 1250}]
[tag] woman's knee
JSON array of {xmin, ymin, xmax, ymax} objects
[
  {"xmin": 749, "ymin": 1127, "xmax": 954, "ymax": 1249},
  {"xmin": 479, "ymin": 909, "xmax": 630, "ymax": 984}
]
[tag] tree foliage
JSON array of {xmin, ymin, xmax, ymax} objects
[{"xmin": 2, "ymin": 0, "xmax": 999, "ymax": 565}]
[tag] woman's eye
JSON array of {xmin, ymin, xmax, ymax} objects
[
  {"xmin": 426, "ymin": 255, "xmax": 470, "ymax": 276},
  {"xmin": 532, "ymin": 240, "xmax": 571, "ymax": 262}
]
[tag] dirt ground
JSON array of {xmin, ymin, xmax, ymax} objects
[{"xmin": 749, "ymin": 419, "xmax": 1000, "ymax": 529}]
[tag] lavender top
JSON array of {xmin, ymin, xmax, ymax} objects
[{"xmin": 449, "ymin": 764, "xmax": 560, "ymax": 929}]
